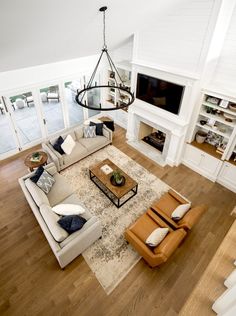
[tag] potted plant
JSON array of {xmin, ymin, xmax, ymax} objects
[
  {"xmin": 111, "ymin": 170, "xmax": 125, "ymax": 186},
  {"xmin": 196, "ymin": 131, "xmax": 208, "ymax": 144}
]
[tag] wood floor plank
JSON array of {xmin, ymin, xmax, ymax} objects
[{"xmin": 0, "ymin": 125, "xmax": 235, "ymax": 316}]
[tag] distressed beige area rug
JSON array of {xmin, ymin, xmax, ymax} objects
[{"xmin": 61, "ymin": 145, "xmax": 169, "ymax": 295}]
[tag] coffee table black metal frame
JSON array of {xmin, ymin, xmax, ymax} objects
[{"xmin": 89, "ymin": 170, "xmax": 138, "ymax": 208}]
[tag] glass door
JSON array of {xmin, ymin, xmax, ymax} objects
[
  {"xmin": 39, "ymin": 85, "xmax": 65, "ymax": 135},
  {"xmin": 7, "ymin": 91, "xmax": 42, "ymax": 148},
  {"xmin": 64, "ymin": 80, "xmax": 84, "ymax": 127},
  {"xmin": 0, "ymin": 97, "xmax": 18, "ymax": 157}
]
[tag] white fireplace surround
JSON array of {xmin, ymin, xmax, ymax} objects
[{"xmin": 126, "ymin": 101, "xmax": 188, "ymax": 166}]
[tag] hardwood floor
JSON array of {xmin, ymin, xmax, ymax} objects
[{"xmin": 0, "ymin": 125, "xmax": 236, "ymax": 316}]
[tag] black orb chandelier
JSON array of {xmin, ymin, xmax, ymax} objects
[{"xmin": 75, "ymin": 6, "xmax": 135, "ymax": 111}]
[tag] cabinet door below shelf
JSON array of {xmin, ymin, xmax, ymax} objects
[
  {"xmin": 217, "ymin": 162, "xmax": 236, "ymax": 193},
  {"xmin": 183, "ymin": 144, "xmax": 222, "ymax": 181}
]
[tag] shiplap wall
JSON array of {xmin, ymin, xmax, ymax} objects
[
  {"xmin": 135, "ymin": 0, "xmax": 215, "ymax": 75},
  {"xmin": 209, "ymin": 6, "xmax": 236, "ymax": 94},
  {"xmin": 112, "ymin": 38, "xmax": 133, "ymax": 63}
]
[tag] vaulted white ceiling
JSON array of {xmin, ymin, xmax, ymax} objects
[{"xmin": 0, "ymin": 0, "xmax": 182, "ymax": 72}]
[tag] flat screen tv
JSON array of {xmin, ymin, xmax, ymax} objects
[{"xmin": 136, "ymin": 73, "xmax": 185, "ymax": 115}]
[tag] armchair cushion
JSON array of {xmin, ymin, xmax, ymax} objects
[
  {"xmin": 146, "ymin": 227, "xmax": 169, "ymax": 247},
  {"xmin": 171, "ymin": 203, "xmax": 191, "ymax": 220}
]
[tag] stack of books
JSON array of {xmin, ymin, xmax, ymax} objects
[
  {"xmin": 216, "ymin": 146, "xmax": 225, "ymax": 155},
  {"xmin": 100, "ymin": 164, "xmax": 113, "ymax": 175},
  {"xmin": 30, "ymin": 155, "xmax": 42, "ymax": 162}
]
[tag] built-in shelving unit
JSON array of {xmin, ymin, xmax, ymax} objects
[
  {"xmin": 183, "ymin": 90, "xmax": 236, "ymax": 192},
  {"xmin": 104, "ymin": 62, "xmax": 132, "ymax": 129}
]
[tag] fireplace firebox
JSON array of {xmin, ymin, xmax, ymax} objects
[{"xmin": 142, "ymin": 131, "xmax": 166, "ymax": 152}]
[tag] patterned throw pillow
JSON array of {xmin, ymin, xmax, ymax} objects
[
  {"xmin": 83, "ymin": 125, "xmax": 96, "ymax": 138},
  {"xmin": 36, "ymin": 170, "xmax": 55, "ymax": 194}
]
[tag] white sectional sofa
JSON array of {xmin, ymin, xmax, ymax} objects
[
  {"xmin": 42, "ymin": 124, "xmax": 112, "ymax": 171},
  {"xmin": 19, "ymin": 163, "xmax": 102, "ymax": 268}
]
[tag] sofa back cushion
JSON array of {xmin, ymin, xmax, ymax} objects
[
  {"xmin": 40, "ymin": 204, "xmax": 68, "ymax": 242},
  {"xmin": 25, "ymin": 178, "xmax": 49, "ymax": 207},
  {"xmin": 74, "ymin": 126, "xmax": 84, "ymax": 140}
]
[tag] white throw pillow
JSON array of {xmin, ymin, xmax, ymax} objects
[
  {"xmin": 171, "ymin": 203, "xmax": 191, "ymax": 220},
  {"xmin": 61, "ymin": 134, "xmax": 76, "ymax": 155},
  {"xmin": 52, "ymin": 204, "xmax": 86, "ymax": 216},
  {"xmin": 146, "ymin": 227, "xmax": 169, "ymax": 247}
]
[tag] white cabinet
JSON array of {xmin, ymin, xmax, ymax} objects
[
  {"xmin": 217, "ymin": 162, "xmax": 236, "ymax": 193},
  {"xmin": 183, "ymin": 144, "xmax": 223, "ymax": 181}
]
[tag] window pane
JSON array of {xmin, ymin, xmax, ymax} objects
[{"xmin": 64, "ymin": 81, "xmax": 84, "ymax": 127}]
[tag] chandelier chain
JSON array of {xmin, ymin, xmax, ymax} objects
[{"xmin": 103, "ymin": 10, "xmax": 106, "ymax": 49}]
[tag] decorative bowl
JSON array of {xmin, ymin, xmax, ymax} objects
[{"xmin": 229, "ymin": 103, "xmax": 236, "ymax": 112}]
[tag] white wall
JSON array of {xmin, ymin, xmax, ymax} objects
[
  {"xmin": 134, "ymin": 0, "xmax": 215, "ymax": 76},
  {"xmin": 208, "ymin": 5, "xmax": 236, "ymax": 96},
  {"xmin": 0, "ymin": 54, "xmax": 99, "ymax": 93}
]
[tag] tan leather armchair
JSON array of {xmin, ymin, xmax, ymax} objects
[
  {"xmin": 151, "ymin": 189, "xmax": 207, "ymax": 231},
  {"xmin": 125, "ymin": 208, "xmax": 187, "ymax": 268}
]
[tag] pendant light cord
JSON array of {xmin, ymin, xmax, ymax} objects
[{"xmin": 103, "ymin": 10, "xmax": 107, "ymax": 49}]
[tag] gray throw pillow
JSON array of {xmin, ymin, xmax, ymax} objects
[
  {"xmin": 37, "ymin": 170, "xmax": 55, "ymax": 194},
  {"xmin": 83, "ymin": 125, "xmax": 96, "ymax": 138}
]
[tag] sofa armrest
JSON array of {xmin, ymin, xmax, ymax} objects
[
  {"xmin": 178, "ymin": 204, "xmax": 208, "ymax": 230},
  {"xmin": 125, "ymin": 229, "xmax": 165, "ymax": 267},
  {"xmin": 168, "ymin": 189, "xmax": 189, "ymax": 205},
  {"xmin": 103, "ymin": 125, "xmax": 112, "ymax": 142},
  {"xmin": 42, "ymin": 142, "xmax": 61, "ymax": 171},
  {"xmin": 154, "ymin": 228, "xmax": 187, "ymax": 257},
  {"xmin": 151, "ymin": 206, "xmax": 179, "ymax": 230}
]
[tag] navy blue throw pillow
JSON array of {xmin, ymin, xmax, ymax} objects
[
  {"xmin": 103, "ymin": 120, "xmax": 114, "ymax": 132},
  {"xmin": 30, "ymin": 166, "xmax": 44, "ymax": 183},
  {"xmin": 58, "ymin": 215, "xmax": 87, "ymax": 234},
  {"xmin": 90, "ymin": 121, "xmax": 103, "ymax": 136},
  {"xmin": 52, "ymin": 136, "xmax": 65, "ymax": 155}
]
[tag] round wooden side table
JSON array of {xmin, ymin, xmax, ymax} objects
[{"xmin": 24, "ymin": 151, "xmax": 48, "ymax": 172}]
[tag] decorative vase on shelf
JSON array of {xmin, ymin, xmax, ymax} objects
[{"xmin": 196, "ymin": 131, "xmax": 207, "ymax": 144}]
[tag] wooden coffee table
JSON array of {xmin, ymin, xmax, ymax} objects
[
  {"xmin": 89, "ymin": 158, "xmax": 138, "ymax": 208},
  {"xmin": 24, "ymin": 151, "xmax": 48, "ymax": 172}
]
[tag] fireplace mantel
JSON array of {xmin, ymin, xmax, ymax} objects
[{"xmin": 126, "ymin": 101, "xmax": 188, "ymax": 166}]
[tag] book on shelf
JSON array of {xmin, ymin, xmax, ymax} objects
[{"xmin": 100, "ymin": 164, "xmax": 113, "ymax": 175}]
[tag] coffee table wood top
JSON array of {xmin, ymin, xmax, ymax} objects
[
  {"xmin": 24, "ymin": 151, "xmax": 48, "ymax": 171},
  {"xmin": 89, "ymin": 158, "xmax": 137, "ymax": 199}
]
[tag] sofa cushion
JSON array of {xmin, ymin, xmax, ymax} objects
[
  {"xmin": 79, "ymin": 136, "xmax": 107, "ymax": 152},
  {"xmin": 74, "ymin": 126, "xmax": 84, "ymax": 140},
  {"xmin": 36, "ymin": 170, "xmax": 55, "ymax": 194},
  {"xmin": 52, "ymin": 203, "xmax": 85, "ymax": 216},
  {"xmin": 25, "ymin": 178, "xmax": 50, "ymax": 207},
  {"xmin": 52, "ymin": 136, "xmax": 65, "ymax": 155},
  {"xmin": 58, "ymin": 215, "xmax": 87, "ymax": 234},
  {"xmin": 63, "ymin": 142, "xmax": 87, "ymax": 166},
  {"xmin": 47, "ymin": 173, "xmax": 74, "ymax": 207},
  {"xmin": 61, "ymin": 134, "xmax": 76, "ymax": 155},
  {"xmin": 30, "ymin": 166, "xmax": 44, "ymax": 183},
  {"xmin": 40, "ymin": 204, "xmax": 68, "ymax": 242},
  {"xmin": 83, "ymin": 125, "xmax": 96, "ymax": 138},
  {"xmin": 90, "ymin": 121, "xmax": 103, "ymax": 136},
  {"xmin": 60, "ymin": 216, "xmax": 98, "ymax": 247},
  {"xmin": 60, "ymin": 194, "xmax": 92, "ymax": 220}
]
